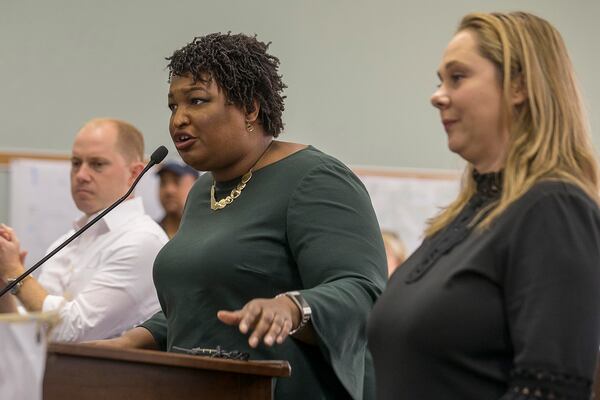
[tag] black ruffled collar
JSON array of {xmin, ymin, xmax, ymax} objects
[{"xmin": 473, "ymin": 170, "xmax": 503, "ymax": 198}]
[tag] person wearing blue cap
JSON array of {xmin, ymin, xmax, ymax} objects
[{"xmin": 156, "ymin": 160, "xmax": 199, "ymax": 238}]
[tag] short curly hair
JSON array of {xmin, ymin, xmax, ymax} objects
[{"xmin": 166, "ymin": 32, "xmax": 287, "ymax": 137}]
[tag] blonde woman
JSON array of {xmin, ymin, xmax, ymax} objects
[{"xmin": 368, "ymin": 12, "xmax": 600, "ymax": 400}]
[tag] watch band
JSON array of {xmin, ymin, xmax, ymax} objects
[
  {"xmin": 277, "ymin": 290, "xmax": 312, "ymax": 335},
  {"xmin": 6, "ymin": 276, "xmax": 31, "ymax": 296}
]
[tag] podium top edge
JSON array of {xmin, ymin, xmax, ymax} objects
[{"xmin": 48, "ymin": 342, "xmax": 292, "ymax": 377}]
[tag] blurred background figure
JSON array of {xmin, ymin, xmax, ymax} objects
[
  {"xmin": 381, "ymin": 230, "xmax": 407, "ymax": 277},
  {"xmin": 156, "ymin": 160, "xmax": 199, "ymax": 239}
]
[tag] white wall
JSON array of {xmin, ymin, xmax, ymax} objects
[
  {"xmin": 1, "ymin": 0, "xmax": 599, "ymax": 166},
  {"xmin": 0, "ymin": 0, "xmax": 599, "ymax": 221}
]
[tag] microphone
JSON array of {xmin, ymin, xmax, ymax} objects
[{"xmin": 0, "ymin": 145, "xmax": 169, "ymax": 298}]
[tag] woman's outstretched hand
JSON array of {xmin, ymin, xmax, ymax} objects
[{"xmin": 217, "ymin": 296, "xmax": 300, "ymax": 348}]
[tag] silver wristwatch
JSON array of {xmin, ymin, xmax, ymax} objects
[
  {"xmin": 279, "ymin": 291, "xmax": 312, "ymax": 335},
  {"xmin": 6, "ymin": 277, "xmax": 26, "ymax": 295}
]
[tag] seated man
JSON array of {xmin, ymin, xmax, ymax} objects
[
  {"xmin": 0, "ymin": 118, "xmax": 168, "ymax": 341},
  {"xmin": 156, "ymin": 160, "xmax": 198, "ymax": 239},
  {"xmin": 0, "ymin": 231, "xmax": 18, "ymax": 313}
]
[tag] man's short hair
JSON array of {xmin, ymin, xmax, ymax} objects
[
  {"xmin": 85, "ymin": 118, "xmax": 144, "ymax": 163},
  {"xmin": 113, "ymin": 120, "xmax": 144, "ymax": 163}
]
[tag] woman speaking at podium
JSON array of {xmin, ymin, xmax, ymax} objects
[{"xmin": 95, "ymin": 32, "xmax": 387, "ymax": 400}]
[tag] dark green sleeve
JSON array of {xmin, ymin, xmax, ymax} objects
[
  {"xmin": 287, "ymin": 162, "xmax": 387, "ymax": 400},
  {"xmin": 139, "ymin": 311, "xmax": 168, "ymax": 351}
]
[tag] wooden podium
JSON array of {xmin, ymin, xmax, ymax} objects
[{"xmin": 43, "ymin": 343, "xmax": 291, "ymax": 400}]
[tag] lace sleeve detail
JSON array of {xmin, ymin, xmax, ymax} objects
[{"xmin": 499, "ymin": 367, "xmax": 592, "ymax": 400}]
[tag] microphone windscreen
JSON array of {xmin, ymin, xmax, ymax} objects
[{"xmin": 150, "ymin": 146, "xmax": 169, "ymax": 164}]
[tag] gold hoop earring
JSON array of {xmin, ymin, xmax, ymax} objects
[{"xmin": 246, "ymin": 122, "xmax": 255, "ymax": 133}]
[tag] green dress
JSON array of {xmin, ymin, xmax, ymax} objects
[{"xmin": 141, "ymin": 146, "xmax": 387, "ymax": 399}]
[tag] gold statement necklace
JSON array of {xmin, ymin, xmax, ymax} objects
[{"xmin": 210, "ymin": 141, "xmax": 273, "ymax": 210}]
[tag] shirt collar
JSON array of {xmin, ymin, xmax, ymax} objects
[
  {"xmin": 472, "ymin": 169, "xmax": 503, "ymax": 198},
  {"xmin": 73, "ymin": 197, "xmax": 145, "ymax": 232}
]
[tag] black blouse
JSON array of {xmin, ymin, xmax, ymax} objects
[{"xmin": 368, "ymin": 172, "xmax": 600, "ymax": 400}]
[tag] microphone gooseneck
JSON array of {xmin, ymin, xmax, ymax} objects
[{"xmin": 0, "ymin": 146, "xmax": 169, "ymax": 298}]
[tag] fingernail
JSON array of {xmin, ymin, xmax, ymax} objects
[
  {"xmin": 240, "ymin": 323, "xmax": 247, "ymax": 333},
  {"xmin": 249, "ymin": 337, "xmax": 258, "ymax": 347},
  {"xmin": 264, "ymin": 336, "xmax": 273, "ymax": 346}
]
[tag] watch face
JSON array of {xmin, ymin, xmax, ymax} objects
[
  {"xmin": 292, "ymin": 294, "xmax": 311, "ymax": 317},
  {"xmin": 283, "ymin": 291, "xmax": 311, "ymax": 335}
]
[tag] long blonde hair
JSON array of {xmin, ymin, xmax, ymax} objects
[{"xmin": 426, "ymin": 11, "xmax": 600, "ymax": 237}]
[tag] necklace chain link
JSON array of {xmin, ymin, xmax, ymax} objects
[
  {"xmin": 210, "ymin": 141, "xmax": 273, "ymax": 211},
  {"xmin": 210, "ymin": 171, "xmax": 252, "ymax": 210}
]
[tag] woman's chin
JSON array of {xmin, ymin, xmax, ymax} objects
[
  {"xmin": 446, "ymin": 139, "xmax": 464, "ymax": 156},
  {"xmin": 177, "ymin": 152, "xmax": 203, "ymax": 171}
]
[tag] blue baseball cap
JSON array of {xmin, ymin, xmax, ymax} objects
[{"xmin": 156, "ymin": 160, "xmax": 199, "ymax": 178}]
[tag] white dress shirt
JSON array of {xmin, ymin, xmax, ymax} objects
[{"xmin": 38, "ymin": 197, "xmax": 167, "ymax": 342}]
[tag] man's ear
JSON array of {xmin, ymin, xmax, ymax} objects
[
  {"xmin": 128, "ymin": 161, "xmax": 145, "ymax": 186},
  {"xmin": 245, "ymin": 99, "xmax": 260, "ymax": 123}
]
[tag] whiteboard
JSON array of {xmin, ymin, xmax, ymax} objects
[
  {"xmin": 356, "ymin": 171, "xmax": 460, "ymax": 254},
  {"xmin": 8, "ymin": 159, "xmax": 461, "ymax": 265},
  {"xmin": 9, "ymin": 159, "xmax": 162, "ymax": 266}
]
